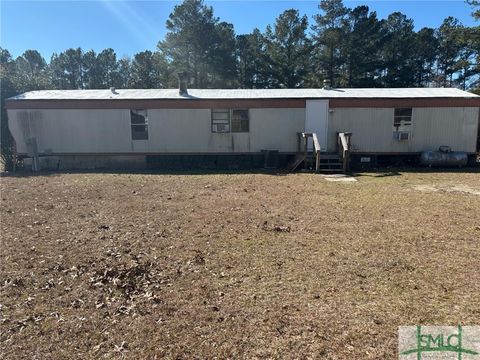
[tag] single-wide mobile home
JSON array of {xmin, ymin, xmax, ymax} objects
[{"xmin": 5, "ymin": 84, "xmax": 480, "ymax": 171}]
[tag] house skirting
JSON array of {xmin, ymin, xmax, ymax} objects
[
  {"xmin": 21, "ymin": 153, "xmax": 292, "ymax": 171},
  {"xmin": 20, "ymin": 152, "xmax": 478, "ymax": 172}
]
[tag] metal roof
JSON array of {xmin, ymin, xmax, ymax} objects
[{"xmin": 8, "ymin": 87, "xmax": 479, "ymax": 101}]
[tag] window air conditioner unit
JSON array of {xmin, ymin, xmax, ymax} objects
[
  {"xmin": 393, "ymin": 131, "xmax": 410, "ymax": 141},
  {"xmin": 213, "ymin": 124, "xmax": 229, "ymax": 133}
]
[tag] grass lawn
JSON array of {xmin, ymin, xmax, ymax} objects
[{"xmin": 1, "ymin": 169, "xmax": 479, "ymax": 359}]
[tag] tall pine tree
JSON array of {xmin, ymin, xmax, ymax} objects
[
  {"xmin": 236, "ymin": 29, "xmax": 271, "ymax": 88},
  {"xmin": 312, "ymin": 0, "xmax": 349, "ymax": 87},
  {"xmin": 380, "ymin": 12, "xmax": 416, "ymax": 87},
  {"xmin": 265, "ymin": 9, "xmax": 311, "ymax": 88},
  {"xmin": 157, "ymin": 0, "xmax": 236, "ymax": 88},
  {"xmin": 341, "ymin": 6, "xmax": 384, "ymax": 87}
]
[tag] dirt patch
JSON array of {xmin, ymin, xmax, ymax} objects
[
  {"xmin": 413, "ymin": 184, "xmax": 480, "ymax": 195},
  {"xmin": 412, "ymin": 184, "xmax": 439, "ymax": 192},
  {"xmin": 1, "ymin": 171, "xmax": 479, "ymax": 359},
  {"xmin": 447, "ymin": 185, "xmax": 480, "ymax": 196},
  {"xmin": 322, "ymin": 174, "xmax": 357, "ymax": 182}
]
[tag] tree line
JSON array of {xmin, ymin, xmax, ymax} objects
[
  {"xmin": 2, "ymin": 0, "xmax": 479, "ymax": 93},
  {"xmin": 1, "ymin": 0, "xmax": 479, "ymax": 169}
]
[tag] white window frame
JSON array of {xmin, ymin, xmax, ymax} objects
[
  {"xmin": 231, "ymin": 109, "xmax": 249, "ymax": 133},
  {"xmin": 393, "ymin": 108, "xmax": 412, "ymax": 141},
  {"xmin": 211, "ymin": 109, "xmax": 230, "ymax": 133},
  {"xmin": 131, "ymin": 109, "xmax": 148, "ymax": 140},
  {"xmin": 211, "ymin": 108, "xmax": 250, "ymax": 133}
]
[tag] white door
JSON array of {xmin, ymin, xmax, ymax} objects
[{"xmin": 305, "ymin": 100, "xmax": 329, "ymax": 151}]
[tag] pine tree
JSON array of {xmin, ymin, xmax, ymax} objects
[
  {"xmin": 12, "ymin": 50, "xmax": 49, "ymax": 92},
  {"xmin": 436, "ymin": 17, "xmax": 464, "ymax": 87},
  {"xmin": 113, "ymin": 57, "xmax": 132, "ymax": 89},
  {"xmin": 0, "ymin": 48, "xmax": 17, "ymax": 170},
  {"xmin": 380, "ymin": 12, "xmax": 416, "ymax": 87},
  {"xmin": 82, "ymin": 50, "xmax": 99, "ymax": 89},
  {"xmin": 412, "ymin": 28, "xmax": 438, "ymax": 87},
  {"xmin": 341, "ymin": 6, "xmax": 384, "ymax": 87},
  {"xmin": 209, "ymin": 21, "xmax": 237, "ymax": 88},
  {"xmin": 236, "ymin": 29, "xmax": 271, "ymax": 88},
  {"xmin": 466, "ymin": 0, "xmax": 480, "ymax": 19},
  {"xmin": 455, "ymin": 25, "xmax": 480, "ymax": 90},
  {"xmin": 129, "ymin": 50, "xmax": 161, "ymax": 88},
  {"xmin": 265, "ymin": 9, "xmax": 311, "ymax": 88},
  {"xmin": 49, "ymin": 48, "xmax": 84, "ymax": 89},
  {"xmin": 312, "ymin": 0, "xmax": 349, "ymax": 87},
  {"xmin": 157, "ymin": 0, "xmax": 236, "ymax": 88}
]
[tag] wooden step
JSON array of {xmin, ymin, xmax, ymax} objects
[
  {"xmin": 319, "ymin": 160, "xmax": 342, "ymax": 165},
  {"xmin": 288, "ymin": 153, "xmax": 344, "ymax": 173},
  {"xmin": 319, "ymin": 168, "xmax": 344, "ymax": 172},
  {"xmin": 320, "ymin": 162, "xmax": 342, "ymax": 167},
  {"xmin": 318, "ymin": 154, "xmax": 341, "ymax": 160}
]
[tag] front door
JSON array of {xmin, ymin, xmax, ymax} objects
[{"xmin": 305, "ymin": 100, "xmax": 329, "ymax": 151}]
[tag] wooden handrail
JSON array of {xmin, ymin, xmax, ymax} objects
[
  {"xmin": 312, "ymin": 133, "xmax": 320, "ymax": 153},
  {"xmin": 339, "ymin": 133, "xmax": 348, "ymax": 157},
  {"xmin": 296, "ymin": 132, "xmax": 322, "ymax": 173},
  {"xmin": 312, "ymin": 133, "xmax": 321, "ymax": 173},
  {"xmin": 293, "ymin": 131, "xmax": 352, "ymax": 174},
  {"xmin": 337, "ymin": 132, "xmax": 352, "ymax": 174}
]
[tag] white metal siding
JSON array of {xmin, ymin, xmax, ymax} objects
[
  {"xmin": 8, "ymin": 109, "xmax": 131, "ymax": 154},
  {"xmin": 249, "ymin": 108, "xmax": 305, "ymax": 152},
  {"xmin": 7, "ymin": 106, "xmax": 477, "ymax": 155},
  {"xmin": 327, "ymin": 107, "xmax": 479, "ymax": 153},
  {"xmin": 7, "ymin": 108, "xmax": 305, "ymax": 154},
  {"xmin": 413, "ymin": 107, "xmax": 478, "ymax": 152}
]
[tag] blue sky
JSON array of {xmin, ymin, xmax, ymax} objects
[{"xmin": 1, "ymin": 0, "xmax": 477, "ymax": 61}]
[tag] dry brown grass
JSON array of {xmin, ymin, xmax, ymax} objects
[{"xmin": 1, "ymin": 169, "xmax": 479, "ymax": 359}]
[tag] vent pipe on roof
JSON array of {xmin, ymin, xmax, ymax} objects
[
  {"xmin": 110, "ymin": 87, "xmax": 118, "ymax": 94},
  {"xmin": 323, "ymin": 79, "xmax": 331, "ymax": 90},
  {"xmin": 177, "ymin": 71, "xmax": 188, "ymax": 96}
]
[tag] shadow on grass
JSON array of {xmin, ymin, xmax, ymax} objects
[
  {"xmin": 352, "ymin": 165, "xmax": 480, "ymax": 177},
  {"xmin": 2, "ymin": 164, "xmax": 479, "ymax": 179},
  {"xmin": 0, "ymin": 167, "xmax": 290, "ymax": 178},
  {"xmin": 353, "ymin": 171, "xmax": 402, "ymax": 178}
]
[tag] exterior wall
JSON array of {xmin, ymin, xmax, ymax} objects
[
  {"xmin": 7, "ymin": 107, "xmax": 305, "ymax": 155},
  {"xmin": 7, "ymin": 105, "xmax": 478, "ymax": 157},
  {"xmin": 327, "ymin": 107, "xmax": 479, "ymax": 153},
  {"xmin": 8, "ymin": 109, "xmax": 131, "ymax": 154},
  {"xmin": 249, "ymin": 108, "xmax": 305, "ymax": 152}
]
